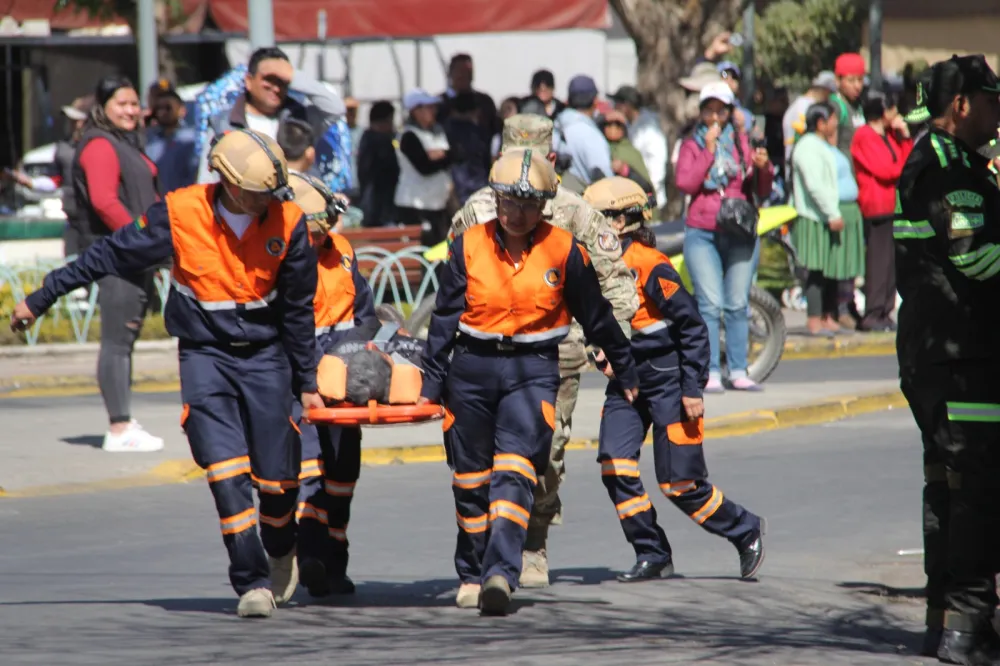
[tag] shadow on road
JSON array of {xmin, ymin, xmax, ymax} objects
[
  {"xmin": 61, "ymin": 435, "xmax": 104, "ymax": 449},
  {"xmin": 0, "ymin": 579, "xmax": 925, "ymax": 662}
]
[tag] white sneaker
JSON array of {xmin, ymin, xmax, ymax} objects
[
  {"xmin": 237, "ymin": 588, "xmax": 276, "ymax": 618},
  {"xmin": 101, "ymin": 422, "xmax": 164, "ymax": 453}
]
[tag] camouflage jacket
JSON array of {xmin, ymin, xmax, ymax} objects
[{"xmin": 451, "ymin": 183, "xmax": 639, "ymax": 373}]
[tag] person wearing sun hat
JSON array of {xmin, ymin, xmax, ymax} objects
[{"xmin": 893, "ymin": 53, "xmax": 1000, "ymax": 663}]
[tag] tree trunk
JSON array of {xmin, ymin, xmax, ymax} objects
[{"xmin": 611, "ymin": 0, "xmax": 744, "ymax": 219}]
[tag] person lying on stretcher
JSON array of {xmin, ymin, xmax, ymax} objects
[{"xmin": 316, "ymin": 318, "xmax": 428, "ymax": 406}]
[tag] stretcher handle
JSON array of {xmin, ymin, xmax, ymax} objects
[{"xmin": 307, "ymin": 403, "xmax": 444, "ymax": 426}]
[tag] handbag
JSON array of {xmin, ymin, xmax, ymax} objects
[
  {"xmin": 716, "ymin": 195, "xmax": 759, "ymax": 239},
  {"xmin": 715, "ymin": 133, "xmax": 759, "ymax": 239}
]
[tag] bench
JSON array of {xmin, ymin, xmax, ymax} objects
[{"xmin": 339, "ymin": 225, "xmax": 427, "ymax": 288}]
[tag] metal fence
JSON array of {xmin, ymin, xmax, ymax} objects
[{"xmin": 0, "ymin": 247, "xmax": 441, "ymax": 346}]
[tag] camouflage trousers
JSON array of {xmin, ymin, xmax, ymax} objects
[{"xmin": 529, "ymin": 372, "xmax": 581, "ymax": 534}]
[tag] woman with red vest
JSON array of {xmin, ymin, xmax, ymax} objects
[
  {"xmin": 74, "ymin": 75, "xmax": 164, "ymax": 452},
  {"xmin": 851, "ymin": 90, "xmax": 913, "ymax": 331},
  {"xmin": 418, "ymin": 149, "xmax": 638, "ymax": 615}
]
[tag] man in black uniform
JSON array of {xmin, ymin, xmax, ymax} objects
[{"xmin": 894, "ymin": 54, "xmax": 1000, "ymax": 665}]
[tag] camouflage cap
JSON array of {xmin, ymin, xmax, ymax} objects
[
  {"xmin": 209, "ymin": 129, "xmax": 289, "ymax": 195},
  {"xmin": 501, "ymin": 114, "xmax": 554, "ymax": 153}
]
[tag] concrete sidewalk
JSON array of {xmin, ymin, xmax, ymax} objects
[
  {"xmin": 0, "ymin": 375, "xmax": 904, "ymax": 497},
  {"xmin": 0, "ymin": 312, "xmax": 895, "ymax": 394}
]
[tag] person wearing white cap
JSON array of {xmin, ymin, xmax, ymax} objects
[
  {"xmin": 394, "ymin": 88, "xmax": 452, "ymax": 244},
  {"xmin": 674, "ymin": 81, "xmax": 774, "ymax": 393}
]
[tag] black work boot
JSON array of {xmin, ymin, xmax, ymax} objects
[
  {"xmin": 298, "ymin": 557, "xmax": 332, "ymax": 598},
  {"xmin": 326, "ymin": 557, "xmax": 356, "ymax": 595},
  {"xmin": 617, "ymin": 559, "xmax": 675, "ymax": 583},
  {"xmin": 937, "ymin": 614, "xmax": 1000, "ymax": 665},
  {"xmin": 921, "ymin": 627, "xmax": 944, "ymax": 657},
  {"xmin": 737, "ymin": 518, "xmax": 767, "ymax": 580}
]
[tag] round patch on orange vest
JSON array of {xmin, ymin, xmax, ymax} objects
[
  {"xmin": 341, "ymin": 254, "xmax": 352, "ymax": 270},
  {"xmin": 266, "ymin": 237, "xmax": 286, "ymax": 257},
  {"xmin": 544, "ymin": 268, "xmax": 561, "ymax": 287}
]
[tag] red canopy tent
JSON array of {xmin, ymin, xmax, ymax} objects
[{"xmin": 188, "ymin": 0, "xmax": 609, "ymax": 40}]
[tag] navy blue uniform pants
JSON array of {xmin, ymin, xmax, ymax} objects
[
  {"xmin": 296, "ymin": 402, "xmax": 362, "ymax": 578},
  {"xmin": 598, "ymin": 357, "xmax": 760, "ymax": 565},
  {"xmin": 445, "ymin": 346, "xmax": 559, "ymax": 589},
  {"xmin": 179, "ymin": 342, "xmax": 300, "ymax": 596}
]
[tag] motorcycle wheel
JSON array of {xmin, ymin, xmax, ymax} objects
[{"xmin": 721, "ymin": 285, "xmax": 787, "ymax": 384}]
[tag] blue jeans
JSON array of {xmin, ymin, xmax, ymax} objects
[{"xmin": 683, "ymin": 227, "xmax": 760, "ymax": 379}]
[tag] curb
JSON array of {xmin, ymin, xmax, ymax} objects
[
  {"xmin": 0, "ymin": 388, "xmax": 907, "ymax": 499},
  {"xmin": 0, "ymin": 334, "xmax": 897, "ymax": 396},
  {"xmin": 0, "ymin": 339, "xmax": 177, "ymax": 358}
]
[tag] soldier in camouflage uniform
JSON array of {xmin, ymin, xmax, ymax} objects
[{"xmin": 451, "ymin": 114, "xmax": 639, "ymax": 588}]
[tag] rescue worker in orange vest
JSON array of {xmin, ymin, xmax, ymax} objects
[
  {"xmin": 417, "ymin": 149, "xmax": 640, "ymax": 615},
  {"xmin": 10, "ymin": 129, "xmax": 323, "ymax": 619},
  {"xmin": 583, "ymin": 177, "xmax": 766, "ymax": 583},
  {"xmin": 284, "ymin": 170, "xmax": 377, "ymax": 599}
]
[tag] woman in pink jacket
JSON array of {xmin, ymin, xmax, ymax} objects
[
  {"xmin": 675, "ymin": 83, "xmax": 773, "ymax": 393},
  {"xmin": 851, "ymin": 90, "xmax": 912, "ymax": 331}
]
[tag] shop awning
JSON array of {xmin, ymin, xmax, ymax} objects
[
  {"xmin": 194, "ymin": 0, "xmax": 609, "ymax": 41},
  {"xmin": 3, "ymin": 0, "xmax": 608, "ymax": 41}
]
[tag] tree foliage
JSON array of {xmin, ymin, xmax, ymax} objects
[{"xmin": 755, "ymin": 0, "xmax": 865, "ymax": 92}]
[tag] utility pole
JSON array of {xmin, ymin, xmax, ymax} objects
[
  {"xmin": 248, "ymin": 0, "xmax": 276, "ymax": 50},
  {"xmin": 136, "ymin": 0, "xmax": 157, "ymax": 97},
  {"xmin": 869, "ymin": 0, "xmax": 883, "ymax": 91},
  {"xmin": 741, "ymin": 1, "xmax": 756, "ymax": 110}
]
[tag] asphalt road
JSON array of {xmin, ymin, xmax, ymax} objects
[{"xmin": 0, "ymin": 409, "xmax": 928, "ymax": 665}]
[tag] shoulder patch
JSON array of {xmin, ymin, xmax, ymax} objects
[
  {"xmin": 658, "ymin": 277, "xmax": 680, "ymax": 300},
  {"xmin": 598, "ymin": 230, "xmax": 620, "ymax": 252},
  {"xmin": 946, "ymin": 190, "xmax": 984, "ymax": 209},
  {"xmin": 134, "ymin": 215, "xmax": 148, "ymax": 231}
]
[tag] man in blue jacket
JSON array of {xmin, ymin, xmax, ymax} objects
[{"xmin": 554, "ymin": 75, "xmax": 613, "ymax": 187}]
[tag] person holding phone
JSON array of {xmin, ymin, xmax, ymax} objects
[{"xmin": 675, "ymin": 82, "xmax": 773, "ymax": 393}]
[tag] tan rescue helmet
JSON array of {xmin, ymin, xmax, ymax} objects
[
  {"xmin": 489, "ymin": 148, "xmax": 558, "ymax": 201},
  {"xmin": 583, "ymin": 176, "xmax": 651, "ymax": 233},
  {"xmin": 209, "ymin": 129, "xmax": 294, "ymax": 200},
  {"xmin": 289, "ymin": 172, "xmax": 345, "ymax": 236}
]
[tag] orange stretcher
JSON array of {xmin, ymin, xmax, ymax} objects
[{"xmin": 308, "ymin": 400, "xmax": 443, "ymax": 426}]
